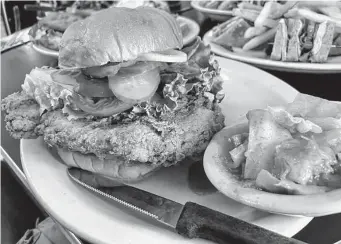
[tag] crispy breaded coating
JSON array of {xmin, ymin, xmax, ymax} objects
[
  {"xmin": 2, "ymin": 91, "xmax": 224, "ymax": 166},
  {"xmin": 1, "ymin": 92, "xmax": 41, "ymax": 139}
]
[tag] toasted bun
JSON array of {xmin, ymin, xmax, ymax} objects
[
  {"xmin": 59, "ymin": 6, "xmax": 183, "ymax": 68},
  {"xmin": 57, "ymin": 148, "xmax": 161, "ymax": 183}
]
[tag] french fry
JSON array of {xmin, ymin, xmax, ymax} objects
[
  {"xmin": 261, "ymin": 18, "xmax": 279, "ymax": 29},
  {"xmin": 217, "ymin": 0, "xmax": 234, "ymax": 10},
  {"xmin": 254, "ymin": 2, "xmax": 273, "ymax": 28},
  {"xmin": 242, "ymin": 27, "xmax": 277, "ymax": 51},
  {"xmin": 255, "ymin": 1, "xmax": 297, "ymax": 28},
  {"xmin": 319, "ymin": 6, "xmax": 341, "ymax": 20},
  {"xmin": 205, "ymin": 0, "xmax": 221, "ymax": 9},
  {"xmin": 233, "ymin": 8, "xmax": 279, "ymax": 28},
  {"xmin": 237, "ymin": 2, "xmax": 263, "ymax": 11},
  {"xmin": 270, "ymin": 1, "xmax": 298, "ymax": 19},
  {"xmin": 232, "ymin": 8, "xmax": 260, "ymax": 22},
  {"xmin": 244, "ymin": 26, "xmax": 268, "ymax": 39},
  {"xmin": 285, "ymin": 8, "xmax": 341, "ymax": 29}
]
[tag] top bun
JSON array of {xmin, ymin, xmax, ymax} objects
[{"xmin": 59, "ymin": 6, "xmax": 183, "ymax": 68}]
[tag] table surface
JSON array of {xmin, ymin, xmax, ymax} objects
[{"xmin": 1, "ymin": 8, "xmax": 341, "ymax": 244}]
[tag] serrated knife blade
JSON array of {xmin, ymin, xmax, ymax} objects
[
  {"xmin": 68, "ymin": 167, "xmax": 183, "ymax": 228},
  {"xmin": 67, "ymin": 167, "xmax": 307, "ymax": 244}
]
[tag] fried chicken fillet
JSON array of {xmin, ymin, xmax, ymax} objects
[{"xmin": 2, "ymin": 91, "xmax": 224, "ymax": 166}]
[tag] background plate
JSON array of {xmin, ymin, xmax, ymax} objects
[
  {"xmin": 177, "ymin": 16, "xmax": 200, "ymax": 46},
  {"xmin": 32, "ymin": 43, "xmax": 59, "ymax": 58},
  {"xmin": 204, "ymin": 30, "xmax": 341, "ymax": 74},
  {"xmin": 21, "ymin": 57, "xmax": 312, "ymax": 244}
]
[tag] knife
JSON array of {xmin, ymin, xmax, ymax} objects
[{"xmin": 67, "ymin": 167, "xmax": 307, "ymax": 244}]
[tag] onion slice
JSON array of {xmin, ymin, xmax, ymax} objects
[{"xmin": 137, "ymin": 49, "xmax": 187, "ymax": 63}]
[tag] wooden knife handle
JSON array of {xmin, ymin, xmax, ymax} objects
[{"xmin": 176, "ymin": 202, "xmax": 307, "ymax": 244}]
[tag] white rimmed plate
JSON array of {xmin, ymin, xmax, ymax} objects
[
  {"xmin": 21, "ymin": 57, "xmax": 312, "ymax": 244},
  {"xmin": 191, "ymin": 1, "xmax": 233, "ymax": 22},
  {"xmin": 32, "ymin": 43, "xmax": 59, "ymax": 58},
  {"xmin": 177, "ymin": 16, "xmax": 200, "ymax": 46},
  {"xmin": 204, "ymin": 30, "xmax": 341, "ymax": 74}
]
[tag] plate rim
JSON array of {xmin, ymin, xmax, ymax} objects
[
  {"xmin": 203, "ymin": 30, "xmax": 341, "ymax": 73},
  {"xmin": 32, "ymin": 43, "xmax": 59, "ymax": 57},
  {"xmin": 177, "ymin": 16, "xmax": 200, "ymax": 46}
]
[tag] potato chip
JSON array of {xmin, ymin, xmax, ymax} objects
[
  {"xmin": 244, "ymin": 109, "xmax": 292, "ymax": 180},
  {"xmin": 286, "ymin": 93, "xmax": 341, "ymax": 118}
]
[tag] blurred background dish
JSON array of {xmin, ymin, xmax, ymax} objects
[
  {"xmin": 177, "ymin": 16, "xmax": 200, "ymax": 46},
  {"xmin": 29, "ymin": 11, "xmax": 84, "ymax": 52},
  {"xmin": 202, "ymin": 0, "xmax": 341, "ymax": 73},
  {"xmin": 191, "ymin": 0, "xmax": 234, "ymax": 21},
  {"xmin": 31, "ymin": 42, "xmax": 59, "ymax": 57},
  {"xmin": 115, "ymin": 0, "xmax": 170, "ymax": 12},
  {"xmin": 204, "ymin": 30, "xmax": 341, "ymax": 73}
]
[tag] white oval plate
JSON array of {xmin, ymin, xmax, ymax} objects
[
  {"xmin": 204, "ymin": 122, "xmax": 341, "ymax": 217},
  {"xmin": 204, "ymin": 30, "xmax": 341, "ymax": 74},
  {"xmin": 21, "ymin": 57, "xmax": 312, "ymax": 244},
  {"xmin": 191, "ymin": 1, "xmax": 233, "ymax": 22},
  {"xmin": 177, "ymin": 16, "xmax": 200, "ymax": 46},
  {"xmin": 32, "ymin": 43, "xmax": 59, "ymax": 58}
]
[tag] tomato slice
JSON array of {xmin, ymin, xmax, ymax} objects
[
  {"xmin": 108, "ymin": 62, "xmax": 161, "ymax": 104},
  {"xmin": 82, "ymin": 60, "xmax": 137, "ymax": 78},
  {"xmin": 51, "ymin": 70, "xmax": 114, "ymax": 98},
  {"xmin": 71, "ymin": 92, "xmax": 133, "ymax": 116},
  {"xmin": 75, "ymin": 75, "xmax": 114, "ymax": 98}
]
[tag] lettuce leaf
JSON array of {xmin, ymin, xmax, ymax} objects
[
  {"xmin": 21, "ymin": 67, "xmax": 74, "ymax": 115},
  {"xmin": 163, "ymin": 37, "xmax": 220, "ymax": 79}
]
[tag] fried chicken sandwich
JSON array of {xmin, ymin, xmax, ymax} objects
[{"xmin": 2, "ymin": 6, "xmax": 225, "ymax": 182}]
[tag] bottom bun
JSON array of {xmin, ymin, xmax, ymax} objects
[{"xmin": 57, "ymin": 148, "xmax": 161, "ymax": 183}]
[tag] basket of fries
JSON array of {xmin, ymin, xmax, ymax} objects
[{"xmin": 207, "ymin": 1, "xmax": 341, "ymax": 64}]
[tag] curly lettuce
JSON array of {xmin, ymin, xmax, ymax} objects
[
  {"xmin": 21, "ymin": 67, "xmax": 74, "ymax": 115},
  {"xmin": 136, "ymin": 37, "xmax": 225, "ymax": 117}
]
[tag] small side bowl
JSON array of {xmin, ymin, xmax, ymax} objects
[{"xmin": 203, "ymin": 122, "xmax": 341, "ymax": 217}]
